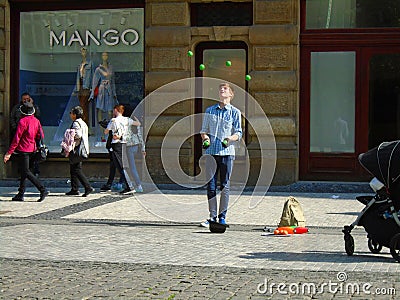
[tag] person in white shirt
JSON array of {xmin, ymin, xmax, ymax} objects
[{"xmin": 104, "ymin": 104, "xmax": 140, "ymax": 194}]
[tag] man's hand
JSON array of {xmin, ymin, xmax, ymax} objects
[
  {"xmin": 221, "ymin": 138, "xmax": 230, "ymax": 148},
  {"xmin": 3, "ymin": 153, "xmax": 11, "ymax": 164},
  {"xmin": 202, "ymin": 139, "xmax": 211, "ymax": 149}
]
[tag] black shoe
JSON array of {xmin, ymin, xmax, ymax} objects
[
  {"xmin": 100, "ymin": 184, "xmax": 111, "ymax": 192},
  {"xmin": 38, "ymin": 189, "xmax": 49, "ymax": 202},
  {"xmin": 66, "ymin": 190, "xmax": 80, "ymax": 196},
  {"xmin": 82, "ymin": 187, "xmax": 95, "ymax": 197},
  {"xmin": 120, "ymin": 188, "xmax": 135, "ymax": 195},
  {"xmin": 12, "ymin": 193, "xmax": 24, "ymax": 201}
]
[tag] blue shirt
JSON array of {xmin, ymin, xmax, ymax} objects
[{"xmin": 200, "ymin": 103, "xmax": 242, "ymax": 156}]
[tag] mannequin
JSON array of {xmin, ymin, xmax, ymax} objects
[
  {"xmin": 75, "ymin": 47, "xmax": 93, "ymax": 124},
  {"xmin": 89, "ymin": 52, "xmax": 118, "ymax": 136}
]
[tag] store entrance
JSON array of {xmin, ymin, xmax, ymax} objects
[
  {"xmin": 300, "ymin": 46, "xmax": 400, "ymax": 181},
  {"xmin": 193, "ymin": 41, "xmax": 248, "ymax": 177}
]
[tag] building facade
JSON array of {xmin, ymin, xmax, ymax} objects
[{"xmin": 0, "ymin": 0, "xmax": 399, "ymax": 185}]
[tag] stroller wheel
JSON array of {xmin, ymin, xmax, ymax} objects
[
  {"xmin": 368, "ymin": 238, "xmax": 383, "ymax": 254},
  {"xmin": 389, "ymin": 233, "xmax": 400, "ymax": 263},
  {"xmin": 344, "ymin": 233, "xmax": 354, "ymax": 256}
]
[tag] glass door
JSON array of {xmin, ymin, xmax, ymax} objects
[
  {"xmin": 366, "ymin": 52, "xmax": 400, "ymax": 149},
  {"xmin": 194, "ymin": 42, "xmax": 248, "ymax": 176}
]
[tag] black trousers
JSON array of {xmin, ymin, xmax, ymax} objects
[
  {"xmin": 69, "ymin": 161, "xmax": 91, "ymax": 191},
  {"xmin": 105, "ymin": 150, "xmax": 123, "ymax": 186},
  {"xmin": 110, "ymin": 143, "xmax": 130, "ymax": 188},
  {"xmin": 16, "ymin": 152, "xmax": 45, "ymax": 194}
]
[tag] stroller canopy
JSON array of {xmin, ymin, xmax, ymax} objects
[{"xmin": 359, "ymin": 140, "xmax": 400, "ymax": 198}]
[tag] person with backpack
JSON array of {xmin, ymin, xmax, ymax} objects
[{"xmin": 124, "ymin": 115, "xmax": 146, "ymax": 193}]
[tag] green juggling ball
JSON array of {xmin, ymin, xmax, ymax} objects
[
  {"xmin": 187, "ymin": 50, "xmax": 193, "ymax": 57},
  {"xmin": 199, "ymin": 64, "xmax": 205, "ymax": 71},
  {"xmin": 225, "ymin": 60, "xmax": 232, "ymax": 67},
  {"xmin": 245, "ymin": 74, "xmax": 252, "ymax": 81}
]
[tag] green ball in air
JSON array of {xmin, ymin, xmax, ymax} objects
[
  {"xmin": 225, "ymin": 60, "xmax": 232, "ymax": 67},
  {"xmin": 187, "ymin": 50, "xmax": 193, "ymax": 57},
  {"xmin": 245, "ymin": 74, "xmax": 252, "ymax": 81},
  {"xmin": 199, "ymin": 64, "xmax": 205, "ymax": 71}
]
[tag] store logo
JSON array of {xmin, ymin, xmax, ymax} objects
[{"xmin": 49, "ymin": 29, "xmax": 140, "ymax": 47}]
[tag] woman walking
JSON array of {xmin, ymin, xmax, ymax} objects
[
  {"xmin": 3, "ymin": 102, "xmax": 49, "ymax": 202},
  {"xmin": 66, "ymin": 106, "xmax": 94, "ymax": 197},
  {"xmin": 125, "ymin": 116, "xmax": 146, "ymax": 193}
]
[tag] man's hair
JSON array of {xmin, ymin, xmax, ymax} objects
[
  {"xmin": 71, "ymin": 106, "xmax": 84, "ymax": 119},
  {"xmin": 219, "ymin": 83, "xmax": 234, "ymax": 98},
  {"xmin": 114, "ymin": 104, "xmax": 125, "ymax": 114},
  {"xmin": 21, "ymin": 92, "xmax": 31, "ymax": 99}
]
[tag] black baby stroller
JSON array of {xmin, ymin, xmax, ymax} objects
[{"xmin": 342, "ymin": 140, "xmax": 400, "ymax": 262}]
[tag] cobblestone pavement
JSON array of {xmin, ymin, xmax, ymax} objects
[{"xmin": 1, "ymin": 186, "xmax": 399, "ymax": 299}]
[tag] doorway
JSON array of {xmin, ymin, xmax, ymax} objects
[
  {"xmin": 194, "ymin": 41, "xmax": 248, "ymax": 176},
  {"xmin": 366, "ymin": 52, "xmax": 400, "ymax": 149},
  {"xmin": 300, "ymin": 47, "xmax": 400, "ymax": 180}
]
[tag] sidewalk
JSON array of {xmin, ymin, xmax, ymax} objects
[
  {"xmin": 2, "ymin": 180, "xmax": 400, "ymax": 299},
  {"xmin": 0, "ymin": 180, "xmax": 371, "ymax": 228}
]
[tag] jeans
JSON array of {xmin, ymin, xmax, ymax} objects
[
  {"xmin": 16, "ymin": 152, "xmax": 45, "ymax": 194},
  {"xmin": 126, "ymin": 145, "xmax": 141, "ymax": 187},
  {"xmin": 206, "ymin": 155, "xmax": 234, "ymax": 219},
  {"xmin": 69, "ymin": 161, "xmax": 91, "ymax": 191}
]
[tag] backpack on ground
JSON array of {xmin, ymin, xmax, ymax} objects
[{"xmin": 278, "ymin": 196, "xmax": 306, "ymax": 227}]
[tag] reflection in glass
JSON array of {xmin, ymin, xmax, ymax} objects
[
  {"xmin": 306, "ymin": 0, "xmax": 400, "ymax": 29},
  {"xmin": 310, "ymin": 52, "xmax": 355, "ymax": 153},
  {"xmin": 19, "ymin": 9, "xmax": 144, "ymax": 153},
  {"xmin": 202, "ymin": 49, "xmax": 246, "ymax": 112}
]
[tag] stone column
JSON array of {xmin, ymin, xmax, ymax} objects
[
  {"xmin": 145, "ymin": 1, "xmax": 192, "ymax": 182},
  {"xmin": 0, "ymin": 0, "xmax": 9, "ymax": 179},
  {"xmin": 248, "ymin": 0, "xmax": 299, "ymax": 184}
]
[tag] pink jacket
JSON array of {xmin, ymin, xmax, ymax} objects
[
  {"xmin": 61, "ymin": 129, "xmax": 76, "ymax": 157},
  {"xmin": 7, "ymin": 115, "xmax": 43, "ymax": 155}
]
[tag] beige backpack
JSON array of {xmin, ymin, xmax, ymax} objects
[{"xmin": 278, "ymin": 196, "xmax": 306, "ymax": 227}]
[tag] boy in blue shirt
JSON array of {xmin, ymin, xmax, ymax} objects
[{"xmin": 200, "ymin": 82, "xmax": 242, "ymax": 227}]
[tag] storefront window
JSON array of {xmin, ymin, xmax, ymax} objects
[
  {"xmin": 19, "ymin": 8, "xmax": 144, "ymax": 153},
  {"xmin": 310, "ymin": 52, "xmax": 355, "ymax": 153},
  {"xmin": 306, "ymin": 0, "xmax": 400, "ymax": 29}
]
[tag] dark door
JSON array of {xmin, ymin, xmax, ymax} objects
[{"xmin": 194, "ymin": 41, "xmax": 248, "ymax": 176}]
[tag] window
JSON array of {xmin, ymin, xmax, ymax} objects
[
  {"xmin": 191, "ymin": 2, "xmax": 253, "ymax": 27},
  {"xmin": 310, "ymin": 52, "xmax": 355, "ymax": 153},
  {"xmin": 306, "ymin": 0, "xmax": 400, "ymax": 29},
  {"xmin": 19, "ymin": 8, "xmax": 144, "ymax": 153}
]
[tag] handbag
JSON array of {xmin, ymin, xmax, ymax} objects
[
  {"xmin": 69, "ymin": 141, "xmax": 88, "ymax": 164},
  {"xmin": 36, "ymin": 131, "xmax": 48, "ymax": 162}
]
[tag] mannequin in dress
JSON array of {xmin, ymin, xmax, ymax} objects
[
  {"xmin": 90, "ymin": 52, "xmax": 118, "ymax": 133},
  {"xmin": 75, "ymin": 47, "xmax": 93, "ymax": 125}
]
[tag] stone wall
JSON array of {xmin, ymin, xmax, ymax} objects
[
  {"xmin": 0, "ymin": 0, "xmax": 300, "ymax": 185},
  {"xmin": 145, "ymin": 0, "xmax": 299, "ymax": 185}
]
